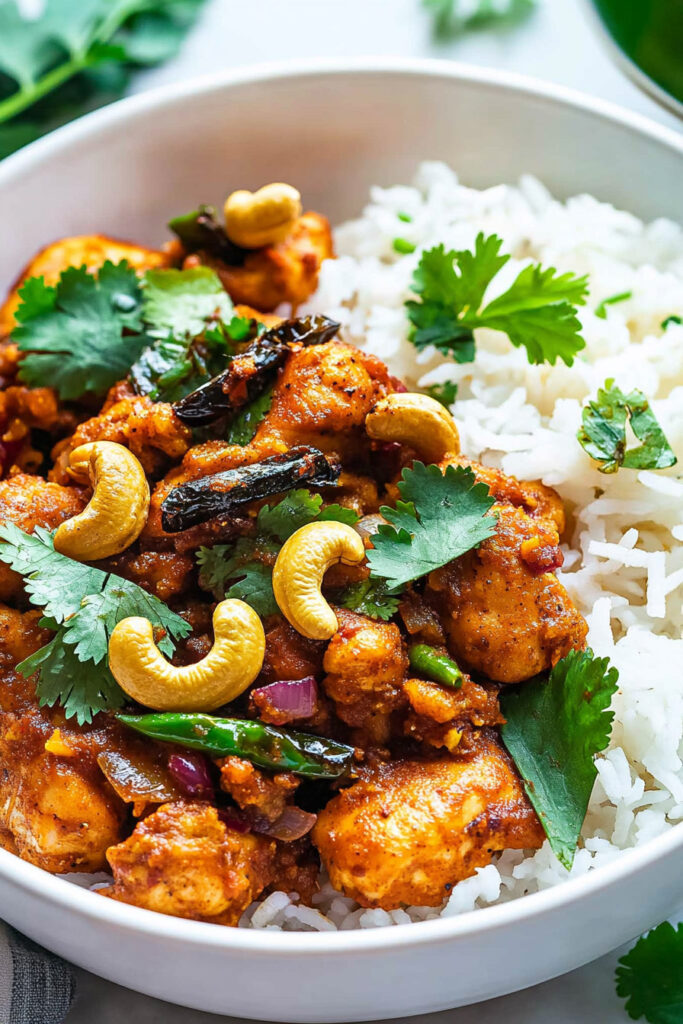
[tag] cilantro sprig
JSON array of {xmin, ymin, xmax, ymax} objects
[
  {"xmin": 616, "ymin": 922, "xmax": 683, "ymax": 1023},
  {"xmin": 500, "ymin": 648, "xmax": 619, "ymax": 869},
  {"xmin": 577, "ymin": 379, "xmax": 677, "ymax": 474},
  {"xmin": 336, "ymin": 578, "xmax": 400, "ymax": 621},
  {"xmin": 406, "ymin": 235, "xmax": 588, "ymax": 366},
  {"xmin": 197, "ymin": 489, "xmax": 360, "ymax": 615},
  {"xmin": 422, "ymin": 0, "xmax": 536, "ymax": 39},
  {"xmin": 14, "ymin": 261, "xmax": 148, "ymax": 400},
  {"xmin": 0, "ymin": 1, "xmax": 207, "ymax": 159},
  {"xmin": 366, "ymin": 462, "xmax": 497, "ymax": 591},
  {"xmin": 0, "ymin": 524, "xmax": 190, "ymax": 724}
]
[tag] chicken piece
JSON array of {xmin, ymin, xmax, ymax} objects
[
  {"xmin": 259, "ymin": 619, "xmax": 325, "ymax": 686},
  {"xmin": 105, "ymin": 802, "xmax": 276, "ymax": 925},
  {"xmin": 427, "ymin": 502, "xmax": 587, "ymax": 684},
  {"xmin": 95, "ymin": 549, "xmax": 194, "ymax": 603},
  {"xmin": 313, "ymin": 732, "xmax": 544, "ymax": 909},
  {"xmin": 50, "ymin": 394, "xmax": 191, "ymax": 485},
  {"xmin": 322, "ymin": 609, "xmax": 408, "ymax": 745},
  {"xmin": 0, "ymin": 234, "xmax": 170, "ymax": 336},
  {"xmin": 220, "ymin": 758, "xmax": 299, "ymax": 823},
  {"xmin": 0, "ymin": 474, "xmax": 87, "ymax": 600},
  {"xmin": 403, "ymin": 676, "xmax": 503, "ymax": 752},
  {"xmin": 143, "ymin": 340, "xmax": 392, "ymax": 549},
  {"xmin": 202, "ymin": 212, "xmax": 333, "ymax": 312},
  {"xmin": 0, "ymin": 605, "xmax": 126, "ymax": 872},
  {"xmin": 452, "ymin": 454, "xmax": 565, "ymax": 534}
]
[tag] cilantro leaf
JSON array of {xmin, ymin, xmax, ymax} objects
[
  {"xmin": 0, "ymin": 1, "xmax": 207, "ymax": 157},
  {"xmin": 423, "ymin": 0, "xmax": 536, "ymax": 39},
  {"xmin": 256, "ymin": 489, "xmax": 359, "ymax": 543},
  {"xmin": 406, "ymin": 236, "xmax": 588, "ymax": 367},
  {"xmin": 130, "ymin": 270, "xmax": 248, "ymax": 403},
  {"xmin": 337, "ymin": 579, "xmax": 400, "ymax": 621},
  {"xmin": 226, "ymin": 386, "xmax": 275, "ymax": 446},
  {"xmin": 425, "ymin": 380, "xmax": 458, "ymax": 407},
  {"xmin": 616, "ymin": 922, "xmax": 683, "ymax": 1024},
  {"xmin": 197, "ymin": 490, "xmax": 360, "ymax": 613},
  {"xmin": 662, "ymin": 315, "xmax": 682, "ymax": 329},
  {"xmin": 196, "ymin": 538, "xmax": 278, "ymax": 617},
  {"xmin": 500, "ymin": 649, "xmax": 619, "ymax": 869},
  {"xmin": 141, "ymin": 267, "xmax": 234, "ymax": 340},
  {"xmin": 14, "ymin": 261, "xmax": 149, "ymax": 399},
  {"xmin": 595, "ymin": 290, "xmax": 632, "ymax": 319},
  {"xmin": 577, "ymin": 379, "xmax": 677, "ymax": 474},
  {"xmin": 367, "ymin": 462, "xmax": 497, "ymax": 591},
  {"xmin": 0, "ymin": 523, "xmax": 191, "ymax": 724}
]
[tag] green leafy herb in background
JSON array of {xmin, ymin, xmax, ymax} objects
[
  {"xmin": 0, "ymin": 523, "xmax": 190, "ymax": 723},
  {"xmin": 14, "ymin": 260, "xmax": 148, "ymax": 399},
  {"xmin": 406, "ymin": 236, "xmax": 588, "ymax": 367},
  {"xmin": 662, "ymin": 315, "xmax": 682, "ymax": 329},
  {"xmin": 500, "ymin": 648, "xmax": 619, "ymax": 869},
  {"xmin": 616, "ymin": 922, "xmax": 683, "ymax": 1024},
  {"xmin": 367, "ymin": 461, "xmax": 497, "ymax": 591},
  {"xmin": 425, "ymin": 379, "xmax": 458, "ymax": 407},
  {"xmin": 422, "ymin": 0, "xmax": 536, "ymax": 40},
  {"xmin": 577, "ymin": 379, "xmax": 677, "ymax": 474},
  {"xmin": 0, "ymin": 0, "xmax": 207, "ymax": 159}
]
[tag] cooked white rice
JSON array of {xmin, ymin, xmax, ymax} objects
[{"xmin": 239, "ymin": 161, "xmax": 683, "ymax": 931}]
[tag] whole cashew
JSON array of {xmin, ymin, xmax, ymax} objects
[
  {"xmin": 272, "ymin": 521, "xmax": 365, "ymax": 640},
  {"xmin": 53, "ymin": 441, "xmax": 150, "ymax": 561},
  {"xmin": 365, "ymin": 393, "xmax": 460, "ymax": 463},
  {"xmin": 224, "ymin": 183, "xmax": 302, "ymax": 249},
  {"xmin": 108, "ymin": 599, "xmax": 265, "ymax": 712}
]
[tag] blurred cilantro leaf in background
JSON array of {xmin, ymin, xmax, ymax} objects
[
  {"xmin": 422, "ymin": 0, "xmax": 536, "ymax": 39},
  {"xmin": 0, "ymin": 0, "xmax": 207, "ymax": 159}
]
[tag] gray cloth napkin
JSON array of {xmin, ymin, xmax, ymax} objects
[{"xmin": 0, "ymin": 925, "xmax": 75, "ymax": 1024}]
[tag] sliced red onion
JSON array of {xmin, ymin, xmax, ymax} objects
[
  {"xmin": 167, "ymin": 752, "xmax": 214, "ymax": 800},
  {"xmin": 252, "ymin": 676, "xmax": 317, "ymax": 721},
  {"xmin": 252, "ymin": 806, "xmax": 317, "ymax": 841},
  {"xmin": 217, "ymin": 807, "xmax": 252, "ymax": 834},
  {"xmin": 388, "ymin": 375, "xmax": 408, "ymax": 394}
]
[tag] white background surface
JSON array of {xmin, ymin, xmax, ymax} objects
[{"xmin": 64, "ymin": 0, "xmax": 681, "ymax": 1020}]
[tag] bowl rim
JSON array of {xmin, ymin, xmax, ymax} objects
[{"xmin": 0, "ymin": 55, "xmax": 681, "ymax": 955}]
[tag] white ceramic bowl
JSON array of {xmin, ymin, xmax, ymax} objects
[{"xmin": 0, "ymin": 59, "xmax": 681, "ymax": 1023}]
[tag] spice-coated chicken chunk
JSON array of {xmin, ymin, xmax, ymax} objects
[
  {"xmin": 203, "ymin": 212, "xmax": 334, "ymax": 312},
  {"xmin": 105, "ymin": 802, "xmax": 276, "ymax": 924},
  {"xmin": 0, "ymin": 234, "xmax": 170, "ymax": 336},
  {"xmin": 424, "ymin": 455, "xmax": 586, "ymax": 684},
  {"xmin": 313, "ymin": 732, "xmax": 544, "ymax": 909},
  {"xmin": 0, "ymin": 605, "xmax": 126, "ymax": 872}
]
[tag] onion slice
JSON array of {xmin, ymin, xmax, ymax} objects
[
  {"xmin": 251, "ymin": 676, "xmax": 317, "ymax": 723},
  {"xmin": 252, "ymin": 806, "xmax": 317, "ymax": 841},
  {"xmin": 167, "ymin": 752, "xmax": 214, "ymax": 800}
]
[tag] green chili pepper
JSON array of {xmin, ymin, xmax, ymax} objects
[
  {"xmin": 117, "ymin": 713, "xmax": 354, "ymax": 779},
  {"xmin": 409, "ymin": 643, "xmax": 464, "ymax": 689}
]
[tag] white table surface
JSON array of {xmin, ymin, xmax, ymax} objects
[{"xmin": 65, "ymin": 1, "xmax": 681, "ymax": 1020}]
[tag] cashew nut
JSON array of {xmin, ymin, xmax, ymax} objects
[
  {"xmin": 365, "ymin": 393, "xmax": 460, "ymax": 462},
  {"xmin": 53, "ymin": 441, "xmax": 150, "ymax": 561},
  {"xmin": 224, "ymin": 183, "xmax": 302, "ymax": 249},
  {"xmin": 108, "ymin": 599, "xmax": 265, "ymax": 712},
  {"xmin": 272, "ymin": 521, "xmax": 365, "ymax": 640}
]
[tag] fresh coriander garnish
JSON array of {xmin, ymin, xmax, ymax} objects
[
  {"xmin": 406, "ymin": 235, "xmax": 588, "ymax": 366},
  {"xmin": 337, "ymin": 579, "xmax": 400, "ymax": 621},
  {"xmin": 662, "ymin": 315, "xmax": 682, "ymax": 329},
  {"xmin": 141, "ymin": 267, "xmax": 234, "ymax": 340},
  {"xmin": 422, "ymin": 0, "xmax": 536, "ymax": 40},
  {"xmin": 425, "ymin": 380, "xmax": 458, "ymax": 406},
  {"xmin": 14, "ymin": 261, "xmax": 149, "ymax": 400},
  {"xmin": 393, "ymin": 237, "xmax": 416, "ymax": 255},
  {"xmin": 0, "ymin": 1, "xmax": 207, "ymax": 159},
  {"xmin": 577, "ymin": 379, "xmax": 677, "ymax": 474},
  {"xmin": 226, "ymin": 386, "xmax": 275, "ymax": 446},
  {"xmin": 366, "ymin": 461, "xmax": 497, "ymax": 591},
  {"xmin": 397, "ymin": 211, "xmax": 413, "ymax": 223},
  {"xmin": 616, "ymin": 921, "xmax": 683, "ymax": 1024},
  {"xmin": 500, "ymin": 648, "xmax": 619, "ymax": 869},
  {"xmin": 595, "ymin": 290, "xmax": 632, "ymax": 319},
  {"xmin": 197, "ymin": 490, "xmax": 360, "ymax": 614},
  {"xmin": 0, "ymin": 524, "xmax": 190, "ymax": 724}
]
